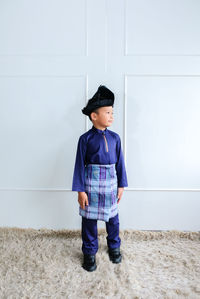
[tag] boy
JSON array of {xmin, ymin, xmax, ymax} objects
[{"xmin": 72, "ymin": 85, "xmax": 128, "ymax": 272}]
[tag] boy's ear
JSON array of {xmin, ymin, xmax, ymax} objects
[{"xmin": 90, "ymin": 111, "xmax": 96, "ymax": 121}]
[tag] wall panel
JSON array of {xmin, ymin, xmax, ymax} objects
[{"xmin": 0, "ymin": 0, "xmax": 199, "ymax": 230}]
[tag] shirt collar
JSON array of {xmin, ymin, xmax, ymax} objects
[{"xmin": 92, "ymin": 125, "xmax": 108, "ymax": 134}]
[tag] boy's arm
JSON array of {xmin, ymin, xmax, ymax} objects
[
  {"xmin": 115, "ymin": 135, "xmax": 128, "ymax": 188},
  {"xmin": 72, "ymin": 136, "xmax": 87, "ymax": 192},
  {"xmin": 72, "ymin": 136, "xmax": 89, "ymax": 210}
]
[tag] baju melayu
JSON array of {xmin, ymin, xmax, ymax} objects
[{"xmin": 72, "ymin": 125, "xmax": 128, "ymax": 254}]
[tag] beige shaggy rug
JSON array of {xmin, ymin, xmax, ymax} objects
[{"xmin": 0, "ymin": 228, "xmax": 199, "ymax": 299}]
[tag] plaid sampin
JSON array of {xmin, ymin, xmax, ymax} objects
[{"xmin": 79, "ymin": 163, "xmax": 118, "ymax": 222}]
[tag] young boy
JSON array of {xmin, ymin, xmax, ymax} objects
[{"xmin": 72, "ymin": 85, "xmax": 128, "ymax": 272}]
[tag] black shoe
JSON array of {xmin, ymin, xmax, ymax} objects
[
  {"xmin": 108, "ymin": 247, "xmax": 122, "ymax": 264},
  {"xmin": 82, "ymin": 254, "xmax": 97, "ymax": 272}
]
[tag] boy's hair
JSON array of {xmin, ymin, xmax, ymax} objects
[{"xmin": 89, "ymin": 108, "xmax": 99, "ymax": 122}]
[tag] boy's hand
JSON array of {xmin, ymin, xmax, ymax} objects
[
  {"xmin": 78, "ymin": 192, "xmax": 88, "ymax": 210},
  {"xmin": 117, "ymin": 187, "xmax": 124, "ymax": 204}
]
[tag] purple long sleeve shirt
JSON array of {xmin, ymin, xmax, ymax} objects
[{"xmin": 72, "ymin": 125, "xmax": 128, "ymax": 192}]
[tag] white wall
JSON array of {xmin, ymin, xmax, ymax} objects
[{"xmin": 0, "ymin": 0, "xmax": 200, "ymax": 231}]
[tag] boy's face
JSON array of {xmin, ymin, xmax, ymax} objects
[{"xmin": 91, "ymin": 106, "xmax": 114, "ymax": 128}]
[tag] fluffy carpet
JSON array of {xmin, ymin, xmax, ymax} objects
[{"xmin": 0, "ymin": 228, "xmax": 199, "ymax": 299}]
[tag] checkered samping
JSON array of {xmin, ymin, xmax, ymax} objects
[{"xmin": 79, "ymin": 163, "xmax": 118, "ymax": 222}]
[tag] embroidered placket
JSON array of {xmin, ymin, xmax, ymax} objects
[{"xmin": 102, "ymin": 132, "xmax": 108, "ymax": 152}]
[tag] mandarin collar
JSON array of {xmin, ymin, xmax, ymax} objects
[{"xmin": 92, "ymin": 125, "xmax": 108, "ymax": 134}]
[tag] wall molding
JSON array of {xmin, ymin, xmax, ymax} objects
[
  {"xmin": 124, "ymin": 74, "xmax": 200, "ymax": 191},
  {"xmin": 124, "ymin": 0, "xmax": 200, "ymax": 57}
]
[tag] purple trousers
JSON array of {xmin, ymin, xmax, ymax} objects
[{"xmin": 81, "ymin": 213, "xmax": 121, "ymax": 255}]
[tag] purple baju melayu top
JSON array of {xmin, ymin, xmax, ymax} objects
[{"xmin": 72, "ymin": 125, "xmax": 128, "ymax": 192}]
